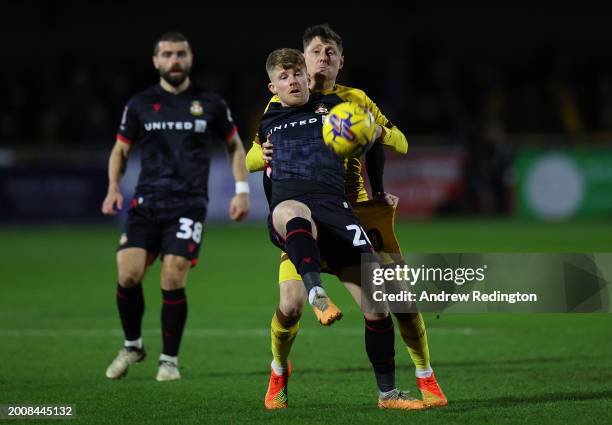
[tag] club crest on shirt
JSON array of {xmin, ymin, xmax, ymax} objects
[
  {"xmin": 314, "ymin": 104, "xmax": 329, "ymax": 114},
  {"xmin": 190, "ymin": 100, "xmax": 204, "ymax": 116}
]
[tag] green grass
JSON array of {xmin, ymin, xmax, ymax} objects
[{"xmin": 1, "ymin": 220, "xmax": 611, "ymax": 424}]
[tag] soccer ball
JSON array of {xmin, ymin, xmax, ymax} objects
[{"xmin": 322, "ymin": 102, "xmax": 376, "ymax": 158}]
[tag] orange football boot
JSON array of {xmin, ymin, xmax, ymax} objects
[
  {"xmin": 416, "ymin": 373, "xmax": 447, "ymax": 406},
  {"xmin": 264, "ymin": 361, "xmax": 293, "ymax": 410},
  {"xmin": 310, "ymin": 294, "xmax": 342, "ymax": 326},
  {"xmin": 377, "ymin": 389, "xmax": 430, "ymax": 410}
]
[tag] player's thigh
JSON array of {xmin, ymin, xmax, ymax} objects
[
  {"xmin": 313, "ymin": 198, "xmax": 374, "ymax": 272},
  {"xmin": 278, "ymin": 252, "xmax": 302, "ymax": 283},
  {"xmin": 118, "ymin": 205, "xmax": 162, "ymax": 258},
  {"xmin": 116, "ymin": 247, "xmax": 151, "ymax": 286},
  {"xmin": 160, "ymin": 254, "xmax": 192, "ymax": 290},
  {"xmin": 271, "ymin": 200, "xmax": 317, "ymax": 238}
]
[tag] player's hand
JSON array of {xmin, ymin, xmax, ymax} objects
[
  {"xmin": 229, "ymin": 193, "xmax": 250, "ymax": 221},
  {"xmin": 374, "ymin": 192, "xmax": 398, "ymax": 206},
  {"xmin": 102, "ymin": 189, "xmax": 123, "ymax": 215},
  {"xmin": 262, "ymin": 138, "xmax": 273, "ymax": 161}
]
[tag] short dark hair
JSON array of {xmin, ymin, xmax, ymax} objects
[
  {"xmin": 302, "ymin": 24, "xmax": 343, "ymax": 53},
  {"xmin": 265, "ymin": 48, "xmax": 306, "ymax": 79},
  {"xmin": 153, "ymin": 32, "xmax": 191, "ymax": 55}
]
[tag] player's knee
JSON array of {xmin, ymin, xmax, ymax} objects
[
  {"xmin": 273, "ymin": 201, "xmax": 311, "ymax": 231},
  {"xmin": 118, "ymin": 267, "xmax": 145, "ymax": 287},
  {"xmin": 279, "ymin": 282, "xmax": 306, "ymax": 318},
  {"xmin": 364, "ymin": 312, "xmax": 389, "ymax": 322},
  {"xmin": 161, "ymin": 256, "xmax": 190, "ymax": 290},
  {"xmin": 279, "ymin": 299, "xmax": 303, "ymax": 319},
  {"xmin": 161, "ymin": 267, "xmax": 188, "ymax": 290}
]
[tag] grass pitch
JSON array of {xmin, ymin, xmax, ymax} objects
[{"xmin": 1, "ymin": 220, "xmax": 611, "ymax": 424}]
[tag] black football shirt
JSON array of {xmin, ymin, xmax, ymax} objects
[
  {"xmin": 258, "ymin": 92, "xmax": 346, "ymax": 205},
  {"xmin": 117, "ymin": 83, "xmax": 236, "ymax": 209}
]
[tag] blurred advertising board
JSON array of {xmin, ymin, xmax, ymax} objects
[
  {"xmin": 0, "ymin": 165, "xmax": 108, "ymax": 222},
  {"xmin": 515, "ymin": 148, "xmax": 612, "ymax": 220},
  {"xmin": 0, "ymin": 149, "xmax": 469, "ymax": 223},
  {"xmin": 382, "ymin": 148, "xmax": 466, "ymax": 218}
]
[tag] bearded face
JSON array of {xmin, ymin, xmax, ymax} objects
[
  {"xmin": 153, "ymin": 41, "xmax": 193, "ymax": 88},
  {"xmin": 159, "ymin": 61, "xmax": 192, "ymax": 87}
]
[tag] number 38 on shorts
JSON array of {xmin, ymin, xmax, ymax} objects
[{"xmin": 176, "ymin": 217, "xmax": 203, "ymax": 243}]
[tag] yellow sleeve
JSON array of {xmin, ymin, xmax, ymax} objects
[
  {"xmin": 245, "ymin": 137, "xmax": 265, "ymax": 173},
  {"xmin": 363, "ymin": 94, "xmax": 408, "ymax": 155},
  {"xmin": 335, "ymin": 85, "xmax": 408, "ymax": 155},
  {"xmin": 246, "ymin": 95, "xmax": 280, "ymax": 173}
]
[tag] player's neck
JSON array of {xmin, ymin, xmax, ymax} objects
[
  {"xmin": 280, "ymin": 99, "xmax": 309, "ymax": 108},
  {"xmin": 310, "ymin": 78, "xmax": 335, "ymax": 92},
  {"xmin": 159, "ymin": 78, "xmax": 191, "ymax": 95}
]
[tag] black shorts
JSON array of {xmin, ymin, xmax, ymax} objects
[
  {"xmin": 268, "ymin": 196, "xmax": 375, "ymax": 272},
  {"xmin": 117, "ymin": 201, "xmax": 207, "ymax": 267}
]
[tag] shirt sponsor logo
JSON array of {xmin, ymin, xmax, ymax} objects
[
  {"xmin": 266, "ymin": 116, "xmax": 324, "ymax": 137},
  {"xmin": 144, "ymin": 121, "xmax": 194, "ymax": 131},
  {"xmin": 195, "ymin": 119, "xmax": 207, "ymax": 133},
  {"xmin": 314, "ymin": 104, "xmax": 328, "ymax": 114}
]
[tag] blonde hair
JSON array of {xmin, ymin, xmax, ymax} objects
[{"xmin": 265, "ymin": 48, "xmax": 306, "ymax": 79}]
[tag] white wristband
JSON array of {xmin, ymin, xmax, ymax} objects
[{"xmin": 235, "ymin": 181, "xmax": 250, "ymax": 194}]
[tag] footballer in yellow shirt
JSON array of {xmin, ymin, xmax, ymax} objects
[{"xmin": 247, "ymin": 24, "xmax": 447, "ymax": 410}]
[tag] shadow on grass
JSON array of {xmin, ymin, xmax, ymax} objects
[{"xmin": 195, "ymin": 355, "xmax": 609, "ymax": 378}]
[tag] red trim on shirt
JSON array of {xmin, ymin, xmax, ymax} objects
[
  {"xmin": 117, "ymin": 134, "xmax": 132, "ymax": 145},
  {"xmin": 226, "ymin": 125, "xmax": 238, "ymax": 142}
]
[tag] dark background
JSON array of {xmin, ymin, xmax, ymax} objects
[
  {"xmin": 2, "ymin": 2, "xmax": 612, "ymax": 221},
  {"xmin": 3, "ymin": 2, "xmax": 612, "ymax": 146}
]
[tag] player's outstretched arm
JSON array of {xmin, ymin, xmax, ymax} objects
[
  {"xmin": 226, "ymin": 132, "xmax": 250, "ymax": 221},
  {"xmin": 245, "ymin": 135, "xmax": 266, "ymax": 172},
  {"xmin": 102, "ymin": 139, "xmax": 131, "ymax": 215},
  {"xmin": 362, "ymin": 93, "xmax": 408, "ymax": 155}
]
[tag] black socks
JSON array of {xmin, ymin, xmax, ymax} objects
[
  {"xmin": 116, "ymin": 283, "xmax": 145, "ymax": 342},
  {"xmin": 365, "ymin": 315, "xmax": 396, "ymax": 392},
  {"xmin": 161, "ymin": 288, "xmax": 188, "ymax": 357}
]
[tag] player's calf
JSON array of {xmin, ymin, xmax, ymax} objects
[{"xmin": 362, "ymin": 314, "xmax": 429, "ymax": 409}]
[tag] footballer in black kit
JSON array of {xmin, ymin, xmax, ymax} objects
[
  {"xmin": 255, "ymin": 48, "xmax": 424, "ymax": 410},
  {"xmin": 102, "ymin": 32, "xmax": 250, "ymax": 382},
  {"xmin": 260, "ymin": 91, "xmax": 375, "ymax": 272},
  {"xmin": 117, "ymin": 83, "xmax": 237, "ymax": 264}
]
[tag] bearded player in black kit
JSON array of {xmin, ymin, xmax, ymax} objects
[{"xmin": 102, "ymin": 32, "xmax": 250, "ymax": 381}]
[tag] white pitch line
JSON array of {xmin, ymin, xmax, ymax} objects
[{"xmin": 0, "ymin": 327, "xmax": 486, "ymax": 337}]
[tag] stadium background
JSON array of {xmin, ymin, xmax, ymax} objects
[{"xmin": 1, "ymin": 3, "xmax": 611, "ymax": 424}]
